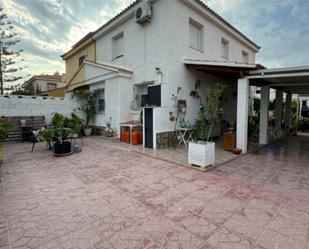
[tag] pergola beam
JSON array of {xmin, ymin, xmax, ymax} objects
[{"xmin": 247, "ymin": 72, "xmax": 309, "ymax": 79}]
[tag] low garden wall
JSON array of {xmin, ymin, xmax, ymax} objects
[{"xmin": 0, "ymin": 94, "xmax": 81, "ymax": 124}]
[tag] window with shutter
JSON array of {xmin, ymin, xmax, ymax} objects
[
  {"xmin": 221, "ymin": 38, "xmax": 229, "ymax": 59},
  {"xmin": 242, "ymin": 50, "xmax": 249, "ymax": 63},
  {"xmin": 112, "ymin": 32, "xmax": 124, "ymax": 59},
  {"xmin": 189, "ymin": 19, "xmax": 203, "ymax": 51}
]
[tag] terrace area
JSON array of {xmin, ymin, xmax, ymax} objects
[{"xmin": 0, "ymin": 135, "xmax": 309, "ymax": 249}]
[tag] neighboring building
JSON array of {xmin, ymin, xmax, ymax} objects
[
  {"xmin": 22, "ymin": 73, "xmax": 66, "ymax": 95},
  {"xmin": 38, "ymin": 86, "xmax": 67, "ymax": 97},
  {"xmin": 63, "ymin": 0, "xmax": 260, "ymax": 149}
]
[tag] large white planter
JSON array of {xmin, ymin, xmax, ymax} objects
[{"xmin": 188, "ymin": 141, "xmax": 215, "ymax": 168}]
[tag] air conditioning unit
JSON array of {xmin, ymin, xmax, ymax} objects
[{"xmin": 135, "ymin": 2, "xmax": 152, "ymax": 24}]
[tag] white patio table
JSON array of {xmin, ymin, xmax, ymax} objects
[{"xmin": 177, "ymin": 127, "xmax": 193, "ymax": 148}]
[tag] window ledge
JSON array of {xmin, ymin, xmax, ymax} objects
[{"xmin": 96, "ymin": 111, "xmax": 105, "ymax": 115}]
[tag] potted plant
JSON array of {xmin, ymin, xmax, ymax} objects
[
  {"xmin": 39, "ymin": 128, "xmax": 54, "ymax": 150},
  {"xmin": 189, "ymin": 84, "xmax": 225, "ymax": 168},
  {"xmin": 51, "ymin": 113, "xmax": 72, "ymax": 155},
  {"xmin": 72, "ymin": 90, "xmax": 96, "ymax": 136}
]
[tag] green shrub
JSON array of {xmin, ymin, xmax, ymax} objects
[
  {"xmin": 0, "ymin": 119, "xmax": 11, "ymax": 141},
  {"xmin": 0, "ymin": 145, "xmax": 3, "ymax": 165},
  {"xmin": 72, "ymin": 90, "xmax": 96, "ymax": 128},
  {"xmin": 191, "ymin": 84, "xmax": 225, "ymax": 142}
]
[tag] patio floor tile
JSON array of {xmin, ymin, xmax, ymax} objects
[{"xmin": 1, "ymin": 135, "xmax": 309, "ymax": 248}]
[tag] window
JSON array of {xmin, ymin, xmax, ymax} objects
[
  {"xmin": 79, "ymin": 55, "xmax": 86, "ymax": 67},
  {"xmin": 95, "ymin": 88, "xmax": 105, "ymax": 113},
  {"xmin": 242, "ymin": 50, "xmax": 249, "ymax": 63},
  {"xmin": 221, "ymin": 38, "xmax": 229, "ymax": 59},
  {"xmin": 132, "ymin": 82, "xmax": 154, "ymax": 110},
  {"xmin": 189, "ymin": 19, "xmax": 203, "ymax": 51},
  {"xmin": 47, "ymin": 83, "xmax": 57, "ymax": 90},
  {"xmin": 112, "ymin": 32, "xmax": 124, "ymax": 59}
]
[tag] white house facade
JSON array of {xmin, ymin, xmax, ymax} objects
[
  {"xmin": 67, "ymin": 0, "xmax": 259, "ymax": 148},
  {"xmin": 65, "ymin": 0, "xmax": 263, "ymax": 150}
]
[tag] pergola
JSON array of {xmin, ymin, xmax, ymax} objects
[{"xmin": 237, "ymin": 66, "xmax": 309, "ymax": 153}]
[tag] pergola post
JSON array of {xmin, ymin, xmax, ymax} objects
[
  {"xmin": 259, "ymin": 86, "xmax": 270, "ymax": 144},
  {"xmin": 274, "ymin": 90, "xmax": 283, "ymax": 135},
  {"xmin": 236, "ymin": 78, "xmax": 249, "ymax": 153},
  {"xmin": 284, "ymin": 93, "xmax": 292, "ymax": 132}
]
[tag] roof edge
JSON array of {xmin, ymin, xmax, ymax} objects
[{"xmin": 185, "ymin": 0, "xmax": 260, "ymax": 51}]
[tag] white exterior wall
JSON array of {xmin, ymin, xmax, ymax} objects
[
  {"xmin": 89, "ymin": 79, "xmax": 120, "ymax": 132},
  {"xmin": 92, "ymin": 0, "xmax": 258, "ymax": 144},
  {"xmin": 84, "ymin": 62, "xmax": 133, "ymax": 136},
  {"xmin": 162, "ymin": 0, "xmax": 256, "ymax": 131},
  {"xmin": 168, "ymin": 0, "xmax": 256, "ymax": 64},
  {"xmin": 0, "ymin": 94, "xmax": 81, "ymax": 124},
  {"xmin": 96, "ymin": 0, "xmax": 170, "ymax": 87}
]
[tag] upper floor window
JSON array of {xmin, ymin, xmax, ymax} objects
[
  {"xmin": 221, "ymin": 38, "xmax": 229, "ymax": 59},
  {"xmin": 189, "ymin": 19, "xmax": 203, "ymax": 51},
  {"xmin": 79, "ymin": 55, "xmax": 86, "ymax": 67},
  {"xmin": 47, "ymin": 83, "xmax": 57, "ymax": 90},
  {"xmin": 112, "ymin": 32, "xmax": 124, "ymax": 59},
  {"xmin": 242, "ymin": 50, "xmax": 249, "ymax": 63},
  {"xmin": 94, "ymin": 88, "xmax": 105, "ymax": 113}
]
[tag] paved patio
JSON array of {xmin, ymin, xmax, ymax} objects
[
  {"xmin": 110, "ymin": 139, "xmax": 239, "ymax": 169},
  {"xmin": 0, "ymin": 135, "xmax": 309, "ymax": 249}
]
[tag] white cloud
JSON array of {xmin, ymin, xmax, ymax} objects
[
  {"xmin": 1, "ymin": 0, "xmax": 309, "ymax": 89},
  {"xmin": 204, "ymin": 0, "xmax": 309, "ymax": 68}
]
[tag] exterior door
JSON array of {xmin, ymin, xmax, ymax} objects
[{"xmin": 144, "ymin": 108, "xmax": 153, "ymax": 148}]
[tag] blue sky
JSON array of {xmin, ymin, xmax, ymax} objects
[{"xmin": 1, "ymin": 0, "xmax": 309, "ymax": 87}]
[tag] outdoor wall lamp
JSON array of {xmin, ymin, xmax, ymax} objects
[
  {"xmin": 155, "ymin": 67, "xmax": 162, "ymax": 74},
  {"xmin": 156, "ymin": 67, "xmax": 163, "ymax": 84}
]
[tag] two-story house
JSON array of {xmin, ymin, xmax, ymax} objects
[
  {"xmin": 22, "ymin": 73, "xmax": 66, "ymax": 95},
  {"xmin": 63, "ymin": 0, "xmax": 260, "ymax": 150}
]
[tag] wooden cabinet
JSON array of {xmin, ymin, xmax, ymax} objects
[{"xmin": 224, "ymin": 133, "xmax": 236, "ymax": 150}]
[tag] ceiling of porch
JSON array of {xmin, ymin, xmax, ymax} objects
[
  {"xmin": 247, "ymin": 66, "xmax": 309, "ymax": 94},
  {"xmin": 183, "ymin": 59, "xmax": 258, "ymax": 78}
]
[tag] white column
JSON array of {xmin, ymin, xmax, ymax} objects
[
  {"xmin": 274, "ymin": 90, "xmax": 283, "ymax": 133},
  {"xmin": 284, "ymin": 93, "xmax": 292, "ymax": 131},
  {"xmin": 236, "ymin": 78, "xmax": 249, "ymax": 153},
  {"xmin": 259, "ymin": 86, "xmax": 270, "ymax": 144}
]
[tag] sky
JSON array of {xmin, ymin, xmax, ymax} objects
[{"xmin": 1, "ymin": 0, "xmax": 309, "ymax": 88}]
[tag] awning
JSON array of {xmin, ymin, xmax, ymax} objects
[
  {"xmin": 184, "ymin": 58, "xmax": 258, "ymax": 78},
  {"xmin": 247, "ymin": 66, "xmax": 309, "ymax": 94}
]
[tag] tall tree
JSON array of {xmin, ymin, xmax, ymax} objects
[{"xmin": 0, "ymin": 8, "xmax": 24, "ymax": 94}]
